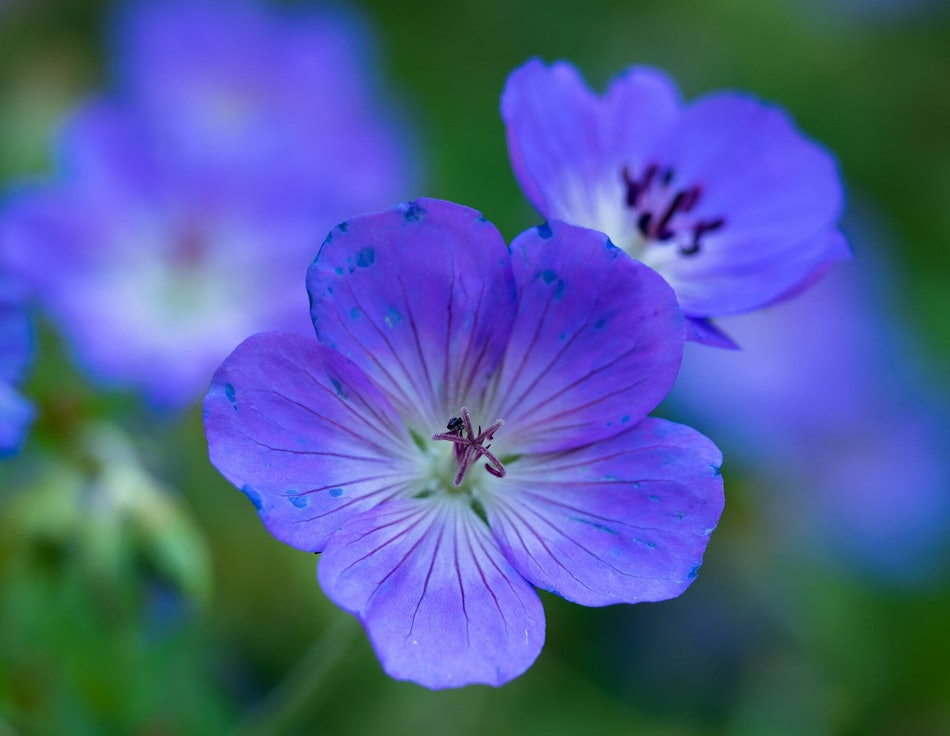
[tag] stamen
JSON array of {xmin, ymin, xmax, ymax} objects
[
  {"xmin": 623, "ymin": 164, "xmax": 657, "ymax": 208},
  {"xmin": 431, "ymin": 406, "xmax": 506, "ymax": 486},
  {"xmin": 621, "ymin": 162, "xmax": 725, "ymax": 256},
  {"xmin": 681, "ymin": 217, "xmax": 724, "ymax": 256}
]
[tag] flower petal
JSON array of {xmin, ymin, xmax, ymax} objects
[
  {"xmin": 307, "ymin": 199, "xmax": 517, "ymax": 429},
  {"xmin": 204, "ymin": 331, "xmax": 416, "ymax": 553},
  {"xmin": 484, "ymin": 418, "xmax": 724, "ymax": 606},
  {"xmin": 685, "ymin": 317, "xmax": 739, "ymax": 349},
  {"xmin": 318, "ymin": 497, "xmax": 545, "ymax": 689},
  {"xmin": 663, "ymin": 227, "xmax": 850, "ymax": 318},
  {"xmin": 502, "ymin": 59, "xmax": 680, "ymax": 240},
  {"xmin": 485, "ymin": 221, "xmax": 684, "ymax": 453},
  {"xmin": 0, "ymin": 382, "xmax": 33, "ymax": 456},
  {"xmin": 647, "ymin": 93, "xmax": 848, "ymax": 316}
]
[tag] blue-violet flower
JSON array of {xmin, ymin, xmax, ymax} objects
[
  {"xmin": 204, "ymin": 199, "xmax": 724, "ymax": 688},
  {"xmin": 502, "ymin": 59, "xmax": 850, "ymax": 346},
  {"xmin": 669, "ymin": 254, "xmax": 950, "ymax": 582},
  {"xmin": 0, "ymin": 274, "xmax": 33, "ymax": 454},
  {"xmin": 0, "ymin": 0, "xmax": 414, "ymax": 409}
]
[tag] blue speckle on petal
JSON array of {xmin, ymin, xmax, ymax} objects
[
  {"xmin": 569, "ymin": 516, "xmax": 619, "ymax": 535},
  {"xmin": 329, "ymin": 487, "xmax": 344, "ymax": 498},
  {"xmin": 335, "ymin": 267, "xmax": 344, "ymax": 276},
  {"xmin": 554, "ymin": 279, "xmax": 565, "ymax": 300},
  {"xmin": 350, "ymin": 307, "xmax": 360, "ymax": 319},
  {"xmin": 224, "ymin": 382, "xmax": 236, "ymax": 406},
  {"xmin": 541, "ymin": 269, "xmax": 557, "ymax": 284},
  {"xmin": 355, "ymin": 248, "xmax": 375, "ymax": 268},
  {"xmin": 688, "ymin": 565, "xmax": 701, "ymax": 579},
  {"xmin": 338, "ymin": 221, "xmax": 348, "ymax": 233},
  {"xmin": 404, "ymin": 201, "xmax": 425, "ymax": 221},
  {"xmin": 621, "ymin": 414, "xmax": 630, "ymax": 424},
  {"xmin": 288, "ymin": 492, "xmax": 309, "ymax": 509},
  {"xmin": 536, "ymin": 222, "xmax": 553, "ymax": 239},
  {"xmin": 595, "ymin": 317, "xmax": 607, "ymax": 330},
  {"xmin": 241, "ymin": 485, "xmax": 263, "ymax": 510},
  {"xmin": 330, "ymin": 378, "xmax": 348, "ymax": 399},
  {"xmin": 711, "ymin": 463, "xmax": 722, "ymax": 477},
  {"xmin": 648, "ymin": 494, "xmax": 659, "ymax": 502},
  {"xmin": 384, "ymin": 307, "xmax": 403, "ymax": 328}
]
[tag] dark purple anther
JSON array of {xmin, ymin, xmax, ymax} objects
[
  {"xmin": 624, "ymin": 162, "xmax": 724, "ymax": 256},
  {"xmin": 623, "ymin": 164, "xmax": 657, "ymax": 208},
  {"xmin": 682, "ymin": 217, "xmax": 725, "ymax": 255}
]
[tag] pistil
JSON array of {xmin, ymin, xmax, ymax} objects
[{"xmin": 431, "ymin": 407, "xmax": 506, "ymax": 486}]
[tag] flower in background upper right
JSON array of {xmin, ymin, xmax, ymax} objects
[{"xmin": 501, "ymin": 59, "xmax": 850, "ymax": 347}]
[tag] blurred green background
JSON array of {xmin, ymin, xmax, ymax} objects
[{"xmin": 1, "ymin": 0, "xmax": 950, "ymax": 734}]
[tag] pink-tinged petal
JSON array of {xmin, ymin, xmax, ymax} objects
[
  {"xmin": 502, "ymin": 59, "xmax": 680, "ymax": 237},
  {"xmin": 308, "ymin": 199, "xmax": 516, "ymax": 429},
  {"xmin": 484, "ymin": 418, "xmax": 724, "ymax": 606},
  {"xmin": 318, "ymin": 497, "xmax": 545, "ymax": 689},
  {"xmin": 484, "ymin": 221, "xmax": 684, "ymax": 454},
  {"xmin": 204, "ymin": 331, "xmax": 416, "ymax": 553}
]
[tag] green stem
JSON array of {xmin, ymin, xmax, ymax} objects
[{"xmin": 231, "ymin": 613, "xmax": 361, "ymax": 736}]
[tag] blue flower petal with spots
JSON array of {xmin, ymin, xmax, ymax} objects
[{"xmin": 204, "ymin": 198, "xmax": 724, "ymax": 688}]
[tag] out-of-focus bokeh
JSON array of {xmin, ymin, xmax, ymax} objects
[{"xmin": 1, "ymin": 0, "xmax": 949, "ymax": 734}]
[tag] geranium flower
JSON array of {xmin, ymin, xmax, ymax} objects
[
  {"xmin": 668, "ymin": 247, "xmax": 950, "ymax": 582},
  {"xmin": 501, "ymin": 59, "xmax": 849, "ymax": 346},
  {"xmin": 0, "ymin": 0, "xmax": 414, "ymax": 409},
  {"xmin": 204, "ymin": 199, "xmax": 724, "ymax": 688},
  {"xmin": 0, "ymin": 274, "xmax": 33, "ymax": 454}
]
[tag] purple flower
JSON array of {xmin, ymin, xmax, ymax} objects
[
  {"xmin": 0, "ymin": 274, "xmax": 33, "ymax": 454},
  {"xmin": 668, "ymin": 250, "xmax": 950, "ymax": 582},
  {"xmin": 501, "ymin": 59, "xmax": 849, "ymax": 346},
  {"xmin": 0, "ymin": 0, "xmax": 414, "ymax": 409},
  {"xmin": 113, "ymin": 0, "xmax": 413, "ymax": 212},
  {"xmin": 204, "ymin": 199, "xmax": 724, "ymax": 688}
]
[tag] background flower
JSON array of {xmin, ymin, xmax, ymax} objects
[
  {"xmin": 205, "ymin": 199, "xmax": 723, "ymax": 688},
  {"xmin": 502, "ymin": 58, "xmax": 849, "ymax": 346},
  {"xmin": 0, "ymin": 0, "xmax": 416, "ymax": 410},
  {"xmin": 666, "ymin": 222, "xmax": 950, "ymax": 583},
  {"xmin": 0, "ymin": 272, "xmax": 33, "ymax": 453}
]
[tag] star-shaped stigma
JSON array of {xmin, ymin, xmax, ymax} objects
[{"xmin": 431, "ymin": 407, "xmax": 506, "ymax": 485}]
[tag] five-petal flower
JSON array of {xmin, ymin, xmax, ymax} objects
[
  {"xmin": 204, "ymin": 199, "xmax": 724, "ymax": 688},
  {"xmin": 0, "ymin": 0, "xmax": 414, "ymax": 409},
  {"xmin": 501, "ymin": 59, "xmax": 850, "ymax": 346}
]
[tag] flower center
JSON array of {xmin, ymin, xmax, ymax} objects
[
  {"xmin": 172, "ymin": 219, "xmax": 211, "ymax": 270},
  {"xmin": 621, "ymin": 163, "xmax": 725, "ymax": 257},
  {"xmin": 431, "ymin": 406, "xmax": 506, "ymax": 487}
]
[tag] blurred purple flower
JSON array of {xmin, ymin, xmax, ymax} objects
[
  {"xmin": 501, "ymin": 59, "xmax": 849, "ymax": 346},
  {"xmin": 0, "ymin": 274, "xmax": 33, "ymax": 453},
  {"xmin": 667, "ymin": 249, "xmax": 950, "ymax": 582},
  {"xmin": 0, "ymin": 0, "xmax": 415, "ymax": 409},
  {"xmin": 204, "ymin": 199, "xmax": 724, "ymax": 688}
]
